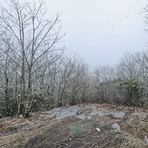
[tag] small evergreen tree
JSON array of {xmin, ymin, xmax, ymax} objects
[{"xmin": 119, "ymin": 78, "xmax": 143, "ymax": 106}]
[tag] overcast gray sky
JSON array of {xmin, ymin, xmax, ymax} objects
[
  {"xmin": 45, "ymin": 0, "xmax": 148, "ymax": 67},
  {"xmin": 4, "ymin": 0, "xmax": 148, "ymax": 67}
]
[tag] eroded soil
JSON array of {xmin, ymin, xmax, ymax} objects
[{"xmin": 0, "ymin": 104, "xmax": 148, "ymax": 148}]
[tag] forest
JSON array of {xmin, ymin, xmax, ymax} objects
[{"xmin": 0, "ymin": 0, "xmax": 148, "ymax": 118}]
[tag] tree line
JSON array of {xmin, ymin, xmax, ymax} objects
[{"xmin": 0, "ymin": 0, "xmax": 148, "ymax": 117}]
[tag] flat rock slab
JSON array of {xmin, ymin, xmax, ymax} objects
[{"xmin": 0, "ymin": 104, "xmax": 148, "ymax": 148}]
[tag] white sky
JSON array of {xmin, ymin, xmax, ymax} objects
[
  {"xmin": 46, "ymin": 0, "xmax": 148, "ymax": 67},
  {"xmin": 2, "ymin": 0, "xmax": 148, "ymax": 67}
]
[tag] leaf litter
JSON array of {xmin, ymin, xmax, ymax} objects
[{"xmin": 0, "ymin": 103, "xmax": 148, "ymax": 148}]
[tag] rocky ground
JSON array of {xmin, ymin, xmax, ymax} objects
[{"xmin": 0, "ymin": 103, "xmax": 148, "ymax": 148}]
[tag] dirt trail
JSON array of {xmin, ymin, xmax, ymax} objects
[{"xmin": 0, "ymin": 104, "xmax": 148, "ymax": 148}]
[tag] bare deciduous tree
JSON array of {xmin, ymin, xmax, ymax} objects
[{"xmin": 0, "ymin": 0, "xmax": 64, "ymax": 117}]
